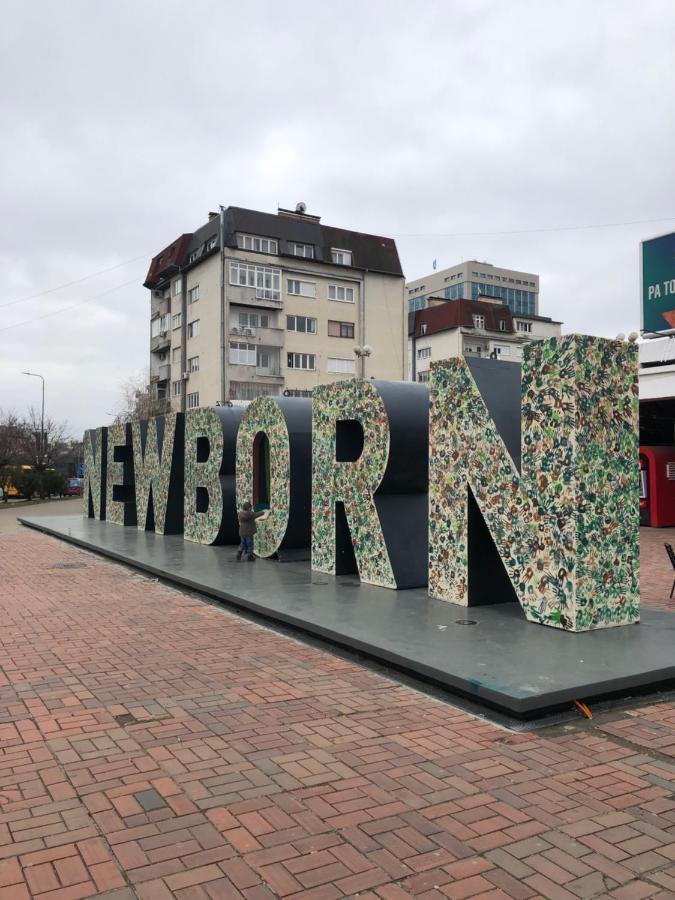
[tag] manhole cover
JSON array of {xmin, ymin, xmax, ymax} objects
[
  {"xmin": 47, "ymin": 563, "xmax": 87, "ymax": 570},
  {"xmin": 311, "ymin": 580, "xmax": 329, "ymax": 586},
  {"xmin": 455, "ymin": 619, "xmax": 478, "ymax": 626}
]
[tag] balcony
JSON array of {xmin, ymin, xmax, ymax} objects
[
  {"xmin": 229, "ymin": 325, "xmax": 284, "ymax": 347},
  {"xmin": 158, "ymin": 364, "xmax": 170, "ymax": 381},
  {"xmin": 227, "ymin": 288, "xmax": 283, "ymax": 310},
  {"xmin": 151, "ymin": 333, "xmax": 171, "ymax": 353},
  {"xmin": 256, "ymin": 364, "xmax": 282, "ymax": 378},
  {"xmin": 150, "ymin": 296, "xmax": 171, "ymax": 318}
]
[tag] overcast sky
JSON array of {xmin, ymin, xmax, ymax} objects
[{"xmin": 1, "ymin": 0, "xmax": 674, "ymax": 436}]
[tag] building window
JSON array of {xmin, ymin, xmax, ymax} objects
[
  {"xmin": 443, "ymin": 284, "xmax": 464, "ymax": 300},
  {"xmin": 172, "ymin": 380, "xmax": 182, "ymax": 397},
  {"xmin": 417, "ymin": 347, "xmax": 431, "ymax": 360},
  {"xmin": 287, "ymin": 315, "xmax": 317, "ymax": 334},
  {"xmin": 237, "ymin": 233, "xmax": 279, "ymax": 255},
  {"xmin": 186, "ymin": 391, "xmax": 199, "ymax": 409},
  {"xmin": 331, "ymin": 248, "xmax": 353, "ymax": 266},
  {"xmin": 494, "ymin": 345, "xmax": 511, "ymax": 356},
  {"xmin": 287, "ymin": 352, "xmax": 315, "ymax": 370},
  {"xmin": 188, "ymin": 356, "xmax": 200, "ymax": 372},
  {"xmin": 172, "ymin": 347, "xmax": 181, "ymax": 362},
  {"xmin": 328, "ymin": 284, "xmax": 355, "ymax": 303},
  {"xmin": 420, "ymin": 323, "xmax": 428, "ymax": 335},
  {"xmin": 237, "ymin": 311, "xmax": 269, "ymax": 329},
  {"xmin": 417, "ymin": 371, "xmax": 430, "ymax": 383},
  {"xmin": 287, "ymin": 279, "xmax": 316, "ymax": 298},
  {"xmin": 327, "ymin": 357, "xmax": 356, "ymax": 374},
  {"xmin": 498, "ymin": 319, "xmax": 506, "ymax": 331},
  {"xmin": 188, "ymin": 285, "xmax": 200, "ymax": 304},
  {"xmin": 229, "ymin": 262, "xmax": 281, "ymax": 301},
  {"xmin": 472, "ymin": 314, "xmax": 485, "ymax": 329},
  {"xmin": 172, "ymin": 313, "xmax": 182, "ymax": 330},
  {"xmin": 328, "ymin": 320, "xmax": 355, "ymax": 338},
  {"xmin": 289, "ymin": 242, "xmax": 314, "ymax": 258},
  {"xmin": 151, "ymin": 314, "xmax": 169, "ymax": 337},
  {"xmin": 187, "ymin": 319, "xmax": 200, "ymax": 338},
  {"xmin": 173, "ymin": 280, "xmax": 181, "ymax": 296},
  {"xmin": 229, "ymin": 342, "xmax": 257, "ymax": 365},
  {"xmin": 207, "ymin": 237, "xmax": 218, "ymax": 250},
  {"xmin": 516, "ymin": 320, "xmax": 533, "ymax": 333}
]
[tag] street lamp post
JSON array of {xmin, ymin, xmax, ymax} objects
[
  {"xmin": 353, "ymin": 345, "xmax": 373, "ymax": 378},
  {"xmin": 21, "ymin": 371, "xmax": 45, "ymax": 462}
]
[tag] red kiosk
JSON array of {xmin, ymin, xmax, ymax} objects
[{"xmin": 639, "ymin": 445, "xmax": 675, "ymax": 527}]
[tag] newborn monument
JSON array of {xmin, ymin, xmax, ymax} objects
[
  {"xmin": 26, "ymin": 334, "xmax": 661, "ymax": 718},
  {"xmin": 84, "ymin": 335, "xmax": 639, "ymax": 631}
]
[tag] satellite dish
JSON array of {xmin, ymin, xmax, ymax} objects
[{"xmin": 295, "ymin": 201, "xmax": 307, "ymax": 214}]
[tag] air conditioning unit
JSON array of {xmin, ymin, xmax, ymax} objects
[
  {"xmin": 231, "ymin": 326, "xmax": 240, "ymax": 334},
  {"xmin": 160, "ymin": 330, "xmax": 168, "ymax": 337},
  {"xmin": 183, "ymin": 372, "xmax": 190, "ymax": 380},
  {"xmin": 244, "ymin": 327, "xmax": 256, "ymax": 336}
]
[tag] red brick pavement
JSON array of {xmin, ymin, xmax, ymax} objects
[{"xmin": 0, "ymin": 529, "xmax": 674, "ymax": 898}]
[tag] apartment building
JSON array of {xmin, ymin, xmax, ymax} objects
[
  {"xmin": 144, "ymin": 205, "xmax": 406, "ymax": 409},
  {"xmin": 407, "ymin": 260, "xmax": 539, "ymax": 317},
  {"xmin": 408, "ymin": 297, "xmax": 561, "ymax": 381}
]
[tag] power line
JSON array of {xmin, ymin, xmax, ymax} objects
[
  {"xmin": 393, "ymin": 215, "xmax": 675, "ymax": 238},
  {"xmin": 0, "ymin": 253, "xmax": 148, "ymax": 310},
  {"xmin": 0, "ymin": 277, "xmax": 141, "ymax": 334}
]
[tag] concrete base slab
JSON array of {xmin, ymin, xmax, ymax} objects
[{"xmin": 19, "ymin": 515, "xmax": 675, "ymax": 720}]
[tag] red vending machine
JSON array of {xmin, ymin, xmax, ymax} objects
[{"xmin": 639, "ymin": 446, "xmax": 675, "ymax": 527}]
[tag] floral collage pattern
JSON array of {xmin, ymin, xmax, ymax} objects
[
  {"xmin": 132, "ymin": 413, "xmax": 181, "ymax": 535},
  {"xmin": 105, "ymin": 421, "xmax": 134, "ymax": 526},
  {"xmin": 82, "ymin": 427, "xmax": 106, "ymax": 520},
  {"xmin": 429, "ymin": 334, "xmax": 639, "ymax": 632},
  {"xmin": 183, "ymin": 408, "xmax": 225, "ymax": 544},
  {"xmin": 311, "ymin": 380, "xmax": 396, "ymax": 588},
  {"xmin": 236, "ymin": 397, "xmax": 290, "ymax": 558}
]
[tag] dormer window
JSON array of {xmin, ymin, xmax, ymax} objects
[
  {"xmin": 331, "ymin": 248, "xmax": 353, "ymax": 266},
  {"xmin": 473, "ymin": 314, "xmax": 485, "ymax": 329},
  {"xmin": 289, "ymin": 242, "xmax": 314, "ymax": 259},
  {"xmin": 237, "ymin": 234, "xmax": 278, "ymax": 255},
  {"xmin": 499, "ymin": 320, "xmax": 506, "ymax": 331}
]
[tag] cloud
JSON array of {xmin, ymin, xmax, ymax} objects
[{"xmin": 1, "ymin": 0, "xmax": 674, "ymax": 433}]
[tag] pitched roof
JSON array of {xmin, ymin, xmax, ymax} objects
[
  {"xmin": 410, "ymin": 298, "xmax": 514, "ymax": 337},
  {"xmin": 144, "ymin": 207, "xmax": 403, "ymax": 287}
]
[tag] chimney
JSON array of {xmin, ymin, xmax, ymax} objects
[{"xmin": 208, "ymin": 211, "xmax": 218, "ymax": 221}]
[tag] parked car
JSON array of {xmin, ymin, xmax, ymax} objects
[{"xmin": 64, "ymin": 477, "xmax": 83, "ymax": 496}]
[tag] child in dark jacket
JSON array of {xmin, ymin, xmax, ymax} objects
[{"xmin": 237, "ymin": 502, "xmax": 267, "ymax": 561}]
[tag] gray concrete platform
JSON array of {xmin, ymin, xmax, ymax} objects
[{"xmin": 19, "ymin": 515, "xmax": 675, "ymax": 720}]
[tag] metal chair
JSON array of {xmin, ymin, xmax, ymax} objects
[{"xmin": 665, "ymin": 543, "xmax": 675, "ymax": 598}]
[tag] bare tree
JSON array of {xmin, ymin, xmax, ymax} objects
[
  {"xmin": 112, "ymin": 368, "xmax": 170, "ymax": 423},
  {"xmin": 15, "ymin": 408, "xmax": 71, "ymax": 498},
  {"xmin": 0, "ymin": 409, "xmax": 22, "ymax": 501}
]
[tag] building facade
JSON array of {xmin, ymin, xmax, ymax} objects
[
  {"xmin": 408, "ymin": 297, "xmax": 561, "ymax": 381},
  {"xmin": 144, "ymin": 206, "xmax": 406, "ymax": 409},
  {"xmin": 407, "ymin": 260, "xmax": 539, "ymax": 318}
]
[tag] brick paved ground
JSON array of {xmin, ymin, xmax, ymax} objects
[{"xmin": 0, "ymin": 528, "xmax": 675, "ymax": 899}]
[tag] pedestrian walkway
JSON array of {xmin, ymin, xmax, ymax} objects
[{"xmin": 0, "ymin": 528, "xmax": 675, "ymax": 898}]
